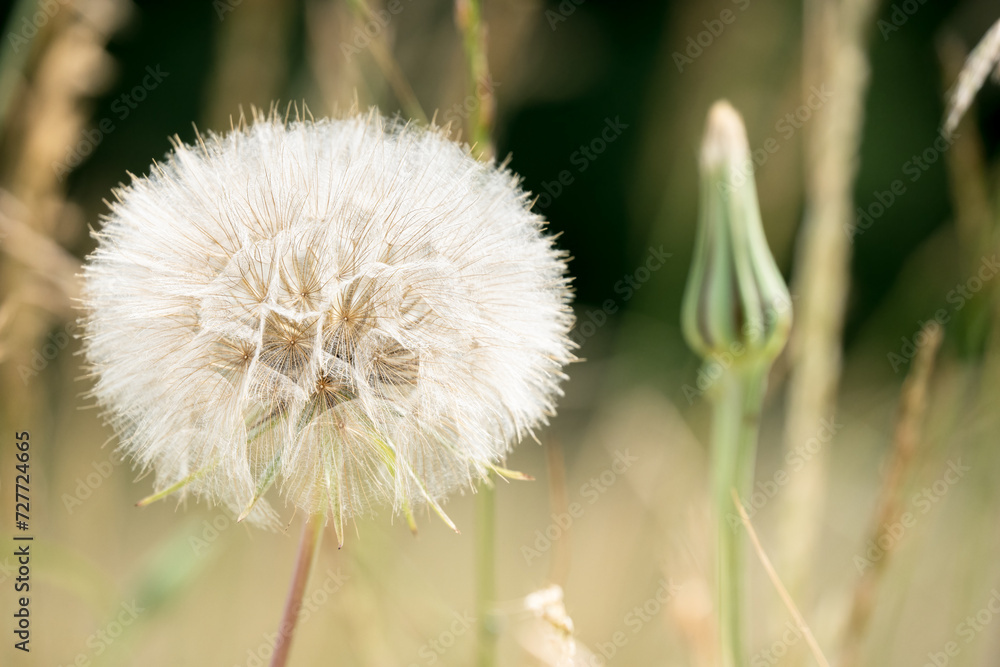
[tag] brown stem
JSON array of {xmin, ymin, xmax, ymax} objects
[
  {"xmin": 838, "ymin": 322, "xmax": 943, "ymax": 667},
  {"xmin": 270, "ymin": 513, "xmax": 324, "ymax": 667}
]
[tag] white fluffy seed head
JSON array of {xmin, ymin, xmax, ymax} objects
[{"xmin": 82, "ymin": 109, "xmax": 575, "ymax": 532}]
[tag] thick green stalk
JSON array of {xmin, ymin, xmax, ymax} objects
[
  {"xmin": 713, "ymin": 363, "xmax": 767, "ymax": 667},
  {"xmin": 683, "ymin": 101, "xmax": 789, "ymax": 665},
  {"xmin": 458, "ymin": 4, "xmax": 498, "ymax": 664},
  {"xmin": 475, "ymin": 480, "xmax": 497, "ymax": 667},
  {"xmin": 455, "ymin": 0, "xmax": 494, "ymax": 159}
]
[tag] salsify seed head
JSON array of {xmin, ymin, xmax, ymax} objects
[{"xmin": 82, "ymin": 109, "xmax": 575, "ymax": 536}]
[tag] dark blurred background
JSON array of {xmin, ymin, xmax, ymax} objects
[{"xmin": 5, "ymin": 0, "xmax": 997, "ymax": 383}]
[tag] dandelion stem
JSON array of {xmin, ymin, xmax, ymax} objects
[
  {"xmin": 713, "ymin": 362, "xmax": 767, "ymax": 667},
  {"xmin": 455, "ymin": 0, "xmax": 494, "ymax": 160},
  {"xmin": 460, "ymin": 3, "xmax": 499, "ymax": 662},
  {"xmin": 475, "ymin": 479, "xmax": 498, "ymax": 667},
  {"xmin": 270, "ymin": 513, "xmax": 325, "ymax": 667}
]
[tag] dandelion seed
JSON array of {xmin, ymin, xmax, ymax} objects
[{"xmin": 82, "ymin": 108, "xmax": 575, "ymax": 537}]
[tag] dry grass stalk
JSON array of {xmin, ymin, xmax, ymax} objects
[
  {"xmin": 731, "ymin": 488, "xmax": 831, "ymax": 667},
  {"xmin": 943, "ymin": 17, "xmax": 1000, "ymax": 138},
  {"xmin": 779, "ymin": 0, "xmax": 883, "ymax": 597},
  {"xmin": 838, "ymin": 321, "xmax": 943, "ymax": 667}
]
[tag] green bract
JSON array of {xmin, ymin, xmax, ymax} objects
[{"xmin": 682, "ymin": 101, "xmax": 791, "ymax": 368}]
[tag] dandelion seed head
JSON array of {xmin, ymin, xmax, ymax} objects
[{"xmin": 83, "ymin": 109, "xmax": 574, "ymax": 531}]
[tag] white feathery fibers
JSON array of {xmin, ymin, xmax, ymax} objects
[{"xmin": 82, "ymin": 110, "xmax": 574, "ymax": 532}]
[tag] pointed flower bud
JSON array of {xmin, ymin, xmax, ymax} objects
[{"xmin": 682, "ymin": 101, "xmax": 791, "ymax": 367}]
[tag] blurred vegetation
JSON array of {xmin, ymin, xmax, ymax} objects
[{"xmin": 2, "ymin": 0, "xmax": 1000, "ymax": 666}]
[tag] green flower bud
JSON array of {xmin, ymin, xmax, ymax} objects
[{"xmin": 682, "ymin": 101, "xmax": 792, "ymax": 367}]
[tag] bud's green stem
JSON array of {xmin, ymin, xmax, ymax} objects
[{"xmin": 681, "ymin": 101, "xmax": 792, "ymax": 667}]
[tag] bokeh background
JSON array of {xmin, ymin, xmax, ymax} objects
[{"xmin": 2, "ymin": 0, "xmax": 1000, "ymax": 665}]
